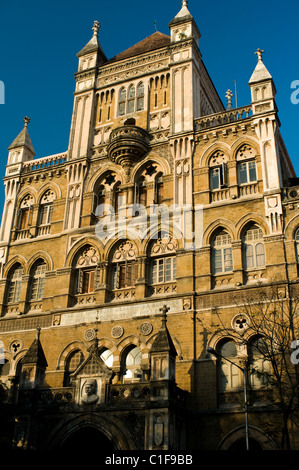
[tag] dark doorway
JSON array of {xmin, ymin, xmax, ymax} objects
[{"xmin": 60, "ymin": 426, "xmax": 115, "ymax": 451}]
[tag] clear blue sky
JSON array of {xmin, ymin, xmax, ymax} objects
[{"xmin": 0, "ymin": 0, "xmax": 299, "ymax": 213}]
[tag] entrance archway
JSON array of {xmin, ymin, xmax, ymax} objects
[{"xmin": 60, "ymin": 426, "xmax": 114, "ymax": 451}]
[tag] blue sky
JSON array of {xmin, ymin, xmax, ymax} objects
[{"xmin": 0, "ymin": 0, "xmax": 299, "ymax": 213}]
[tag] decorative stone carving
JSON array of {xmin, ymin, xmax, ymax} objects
[
  {"xmin": 236, "ymin": 144, "xmax": 256, "ymax": 160},
  {"xmin": 150, "ymin": 237, "xmax": 177, "ymax": 256},
  {"xmin": 76, "ymin": 246, "xmax": 99, "ymax": 267},
  {"xmin": 231, "ymin": 314, "xmax": 250, "ymax": 334},
  {"xmin": 20, "ymin": 194, "xmax": 34, "ymax": 208},
  {"xmin": 84, "ymin": 328, "xmax": 96, "ymax": 342},
  {"xmin": 10, "ymin": 339, "xmax": 22, "ymax": 355},
  {"xmin": 41, "ymin": 189, "xmax": 55, "ymax": 203},
  {"xmin": 111, "ymin": 325, "xmax": 124, "ymax": 339},
  {"xmin": 81, "ymin": 378, "xmax": 99, "ymax": 404},
  {"xmin": 112, "ymin": 241, "xmax": 137, "ymax": 262},
  {"xmin": 140, "ymin": 322, "xmax": 153, "ymax": 336}
]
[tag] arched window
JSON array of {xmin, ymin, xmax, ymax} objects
[
  {"xmin": 110, "ymin": 240, "xmax": 137, "ymax": 290},
  {"xmin": 212, "ymin": 230, "xmax": 233, "ymax": 274},
  {"xmin": 100, "ymin": 349, "xmax": 113, "ymax": 368},
  {"xmin": 29, "ymin": 261, "xmax": 47, "ymax": 300},
  {"xmin": 243, "ymin": 225, "xmax": 265, "ymax": 269},
  {"xmin": 249, "ymin": 337, "xmax": 271, "ymax": 388},
  {"xmin": 209, "ymin": 151, "xmax": 228, "ymax": 191},
  {"xmin": 136, "ymin": 176, "xmax": 147, "ymax": 207},
  {"xmin": 236, "ymin": 145, "xmax": 257, "ymax": 185},
  {"xmin": 7, "ymin": 264, "xmax": 24, "ymax": 303},
  {"xmin": 154, "ymin": 173, "xmax": 163, "ymax": 205},
  {"xmin": 137, "ymin": 83, "xmax": 144, "ymax": 111},
  {"xmin": 127, "ymin": 85, "xmax": 136, "ymax": 114},
  {"xmin": 16, "ymin": 194, "xmax": 34, "ymax": 232},
  {"xmin": 149, "ymin": 236, "xmax": 177, "ymax": 286},
  {"xmin": 38, "ymin": 190, "xmax": 55, "ymax": 234},
  {"xmin": 218, "ymin": 340, "xmax": 241, "ymax": 392},
  {"xmin": 118, "ymin": 88, "xmax": 126, "ymax": 116},
  {"xmin": 122, "ymin": 346, "xmax": 142, "ymax": 382},
  {"xmin": 113, "ymin": 182, "xmax": 125, "ymax": 215},
  {"xmin": 74, "ymin": 245, "xmax": 99, "ymax": 295},
  {"xmin": 63, "ymin": 349, "xmax": 85, "ymax": 386}
]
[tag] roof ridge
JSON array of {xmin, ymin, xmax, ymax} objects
[{"xmin": 108, "ymin": 31, "xmax": 170, "ymax": 63}]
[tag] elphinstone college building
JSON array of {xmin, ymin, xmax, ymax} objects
[{"xmin": 1, "ymin": 0, "xmax": 299, "ymax": 452}]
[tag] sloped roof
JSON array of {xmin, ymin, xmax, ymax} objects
[
  {"xmin": 8, "ymin": 125, "xmax": 35, "ymax": 154},
  {"xmin": 249, "ymin": 59, "xmax": 272, "ymax": 84},
  {"xmin": 22, "ymin": 332, "xmax": 48, "ymax": 368},
  {"xmin": 108, "ymin": 31, "xmax": 170, "ymax": 63}
]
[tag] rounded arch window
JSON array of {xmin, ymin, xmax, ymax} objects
[{"xmin": 149, "ymin": 234, "xmax": 177, "ymax": 285}]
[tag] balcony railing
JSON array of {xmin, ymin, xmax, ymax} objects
[
  {"xmin": 22, "ymin": 152, "xmax": 68, "ymax": 174},
  {"xmin": 195, "ymin": 105, "xmax": 252, "ymax": 132}
]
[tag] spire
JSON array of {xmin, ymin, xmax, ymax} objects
[
  {"xmin": 225, "ymin": 89, "xmax": 233, "ymax": 110},
  {"xmin": 8, "ymin": 116, "xmax": 35, "ymax": 155},
  {"xmin": 169, "ymin": 1, "xmax": 201, "ymax": 43},
  {"xmin": 249, "ymin": 48, "xmax": 272, "ymax": 84},
  {"xmin": 151, "ymin": 305, "xmax": 177, "ymax": 356},
  {"xmin": 22, "ymin": 327, "xmax": 47, "ymax": 368},
  {"xmin": 77, "ymin": 20, "xmax": 107, "ymax": 62}
]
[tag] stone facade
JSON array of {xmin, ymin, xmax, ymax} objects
[{"xmin": 0, "ymin": 1, "xmax": 298, "ymax": 451}]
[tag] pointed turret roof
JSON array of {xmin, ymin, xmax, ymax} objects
[
  {"xmin": 108, "ymin": 31, "xmax": 170, "ymax": 63},
  {"xmin": 77, "ymin": 20, "xmax": 107, "ymax": 62},
  {"xmin": 169, "ymin": 0, "xmax": 194, "ymax": 25},
  {"xmin": 8, "ymin": 116, "xmax": 35, "ymax": 154},
  {"xmin": 151, "ymin": 306, "xmax": 177, "ymax": 356},
  {"xmin": 22, "ymin": 328, "xmax": 48, "ymax": 368},
  {"xmin": 249, "ymin": 48, "xmax": 272, "ymax": 84}
]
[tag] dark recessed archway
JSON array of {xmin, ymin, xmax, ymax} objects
[{"xmin": 60, "ymin": 426, "xmax": 115, "ymax": 451}]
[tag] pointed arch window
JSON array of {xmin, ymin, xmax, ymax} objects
[
  {"xmin": 16, "ymin": 194, "xmax": 34, "ymax": 231},
  {"xmin": 218, "ymin": 340, "xmax": 242, "ymax": 392},
  {"xmin": 136, "ymin": 176, "xmax": 147, "ymax": 207},
  {"xmin": 63, "ymin": 349, "xmax": 85, "ymax": 386},
  {"xmin": 111, "ymin": 241, "xmax": 137, "ymax": 289},
  {"xmin": 38, "ymin": 190, "xmax": 55, "ymax": 235},
  {"xmin": 212, "ymin": 230, "xmax": 233, "ymax": 274},
  {"xmin": 154, "ymin": 173, "xmax": 164, "ymax": 205},
  {"xmin": 29, "ymin": 261, "xmax": 47, "ymax": 301},
  {"xmin": 149, "ymin": 236, "xmax": 177, "ymax": 286},
  {"xmin": 74, "ymin": 245, "xmax": 99, "ymax": 295},
  {"xmin": 7, "ymin": 264, "xmax": 24, "ymax": 303},
  {"xmin": 122, "ymin": 346, "xmax": 142, "ymax": 382},
  {"xmin": 243, "ymin": 225, "xmax": 265, "ymax": 269}
]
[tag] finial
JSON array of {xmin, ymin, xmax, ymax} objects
[
  {"xmin": 225, "ymin": 89, "xmax": 233, "ymax": 110},
  {"xmin": 35, "ymin": 326, "xmax": 41, "ymax": 340},
  {"xmin": 160, "ymin": 305, "xmax": 169, "ymax": 326},
  {"xmin": 255, "ymin": 48, "xmax": 264, "ymax": 62},
  {"xmin": 182, "ymin": 0, "xmax": 188, "ymax": 6},
  {"xmin": 23, "ymin": 116, "xmax": 30, "ymax": 128},
  {"xmin": 92, "ymin": 20, "xmax": 100, "ymax": 37}
]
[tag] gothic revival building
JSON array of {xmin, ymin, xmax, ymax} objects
[{"xmin": 0, "ymin": 1, "xmax": 299, "ymax": 451}]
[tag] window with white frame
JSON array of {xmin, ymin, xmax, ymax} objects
[
  {"xmin": 238, "ymin": 160, "xmax": 257, "ymax": 185},
  {"xmin": 218, "ymin": 340, "xmax": 242, "ymax": 391},
  {"xmin": 209, "ymin": 151, "xmax": 228, "ymax": 191},
  {"xmin": 29, "ymin": 261, "xmax": 47, "ymax": 301},
  {"xmin": 243, "ymin": 225, "xmax": 265, "ymax": 269},
  {"xmin": 7, "ymin": 264, "xmax": 24, "ymax": 303},
  {"xmin": 149, "ymin": 235, "xmax": 177, "ymax": 285},
  {"xmin": 118, "ymin": 83, "xmax": 144, "ymax": 117},
  {"xmin": 212, "ymin": 230, "xmax": 233, "ymax": 274}
]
